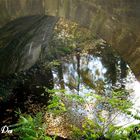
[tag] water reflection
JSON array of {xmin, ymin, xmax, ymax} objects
[
  {"xmin": 51, "ymin": 44, "xmax": 140, "ymax": 126},
  {"xmin": 53, "ymin": 45, "xmax": 126, "ymax": 93}
]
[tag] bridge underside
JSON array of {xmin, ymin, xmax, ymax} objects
[{"xmin": 0, "ymin": 0, "xmax": 140, "ymax": 80}]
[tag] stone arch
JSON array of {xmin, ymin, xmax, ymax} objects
[{"xmin": 0, "ymin": 0, "xmax": 140, "ymax": 80}]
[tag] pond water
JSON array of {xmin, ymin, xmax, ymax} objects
[{"xmin": 51, "ymin": 44, "xmax": 140, "ymax": 127}]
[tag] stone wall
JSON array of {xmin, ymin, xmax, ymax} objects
[
  {"xmin": 0, "ymin": 16, "xmax": 58, "ymax": 75},
  {"xmin": 0, "ymin": 0, "xmax": 140, "ymax": 80}
]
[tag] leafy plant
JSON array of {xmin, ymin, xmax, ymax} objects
[
  {"xmin": 11, "ymin": 112, "xmax": 54, "ymax": 140},
  {"xmin": 46, "ymin": 88, "xmax": 140, "ymax": 140}
]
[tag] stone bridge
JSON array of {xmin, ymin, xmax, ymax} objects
[{"xmin": 0, "ymin": 0, "xmax": 140, "ymax": 80}]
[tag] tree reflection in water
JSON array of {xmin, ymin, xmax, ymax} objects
[{"xmin": 45, "ymin": 43, "xmax": 140, "ymax": 138}]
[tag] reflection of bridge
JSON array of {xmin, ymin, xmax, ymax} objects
[{"xmin": 0, "ymin": 0, "xmax": 140, "ymax": 80}]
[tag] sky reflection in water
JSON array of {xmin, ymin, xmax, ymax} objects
[{"xmin": 52, "ymin": 46, "xmax": 140, "ymax": 127}]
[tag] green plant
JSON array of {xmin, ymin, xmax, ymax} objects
[
  {"xmin": 46, "ymin": 88, "xmax": 140, "ymax": 140},
  {"xmin": 12, "ymin": 112, "xmax": 54, "ymax": 140}
]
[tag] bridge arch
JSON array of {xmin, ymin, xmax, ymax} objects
[{"xmin": 0, "ymin": 0, "xmax": 140, "ymax": 80}]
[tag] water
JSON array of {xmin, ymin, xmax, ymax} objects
[
  {"xmin": 51, "ymin": 44, "xmax": 140, "ymax": 127},
  {"xmin": 0, "ymin": 42, "xmax": 140, "ymax": 139}
]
